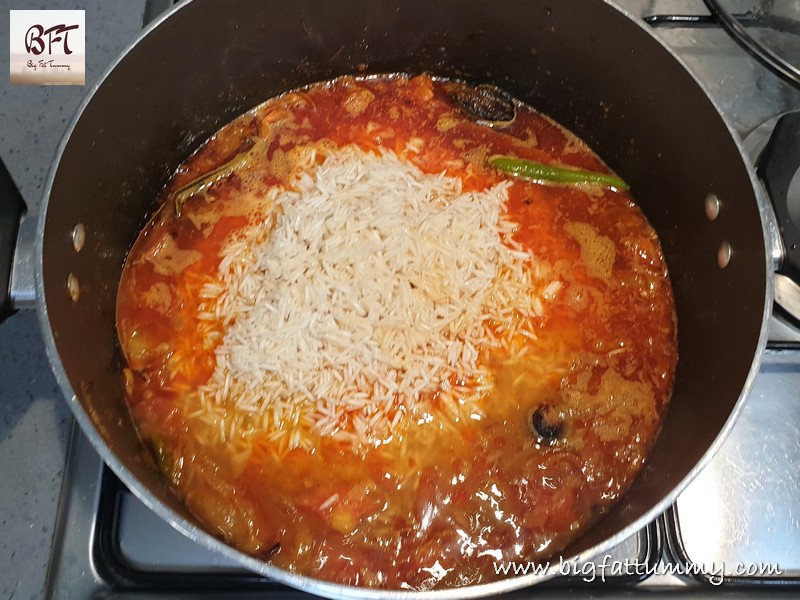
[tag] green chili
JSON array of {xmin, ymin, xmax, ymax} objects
[
  {"xmin": 489, "ymin": 155, "xmax": 629, "ymax": 190},
  {"xmin": 146, "ymin": 435, "xmax": 175, "ymax": 481},
  {"xmin": 173, "ymin": 138, "xmax": 264, "ymax": 216}
]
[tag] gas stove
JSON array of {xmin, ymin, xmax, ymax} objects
[{"xmin": 43, "ymin": 1, "xmax": 800, "ymax": 597}]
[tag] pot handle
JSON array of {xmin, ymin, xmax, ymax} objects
[
  {"xmin": 756, "ymin": 111, "xmax": 800, "ymax": 325},
  {"xmin": 0, "ymin": 157, "xmax": 27, "ymax": 324},
  {"xmin": 757, "ymin": 112, "xmax": 800, "ymax": 280}
]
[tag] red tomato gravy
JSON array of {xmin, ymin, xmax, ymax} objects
[{"xmin": 116, "ymin": 74, "xmax": 677, "ymax": 589}]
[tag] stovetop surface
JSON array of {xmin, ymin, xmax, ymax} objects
[{"xmin": 43, "ymin": 1, "xmax": 800, "ymax": 598}]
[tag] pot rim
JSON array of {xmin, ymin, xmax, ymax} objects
[{"xmin": 33, "ymin": 0, "xmax": 774, "ymax": 596}]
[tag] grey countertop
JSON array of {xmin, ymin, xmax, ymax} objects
[{"xmin": 0, "ymin": 1, "xmax": 145, "ymax": 598}]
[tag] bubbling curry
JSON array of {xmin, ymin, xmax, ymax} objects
[{"xmin": 116, "ymin": 74, "xmax": 677, "ymax": 589}]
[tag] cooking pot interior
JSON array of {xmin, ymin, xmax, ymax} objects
[{"xmin": 39, "ymin": 0, "xmax": 768, "ymax": 582}]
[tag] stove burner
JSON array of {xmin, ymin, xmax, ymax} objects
[{"xmin": 704, "ymin": 0, "xmax": 800, "ymax": 90}]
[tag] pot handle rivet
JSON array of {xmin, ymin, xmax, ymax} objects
[
  {"xmin": 72, "ymin": 223, "xmax": 86, "ymax": 253},
  {"xmin": 67, "ymin": 272, "xmax": 80, "ymax": 303},
  {"xmin": 717, "ymin": 241, "xmax": 731, "ymax": 269},
  {"xmin": 705, "ymin": 194, "xmax": 720, "ymax": 221}
]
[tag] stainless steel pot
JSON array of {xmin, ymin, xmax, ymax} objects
[{"xmin": 2, "ymin": 0, "xmax": 800, "ymax": 596}]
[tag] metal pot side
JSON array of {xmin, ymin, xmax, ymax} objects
[{"xmin": 34, "ymin": 0, "xmax": 773, "ymax": 597}]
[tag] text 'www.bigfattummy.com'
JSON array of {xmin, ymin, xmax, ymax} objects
[{"xmin": 493, "ymin": 556, "xmax": 784, "ymax": 585}]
